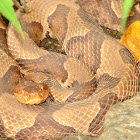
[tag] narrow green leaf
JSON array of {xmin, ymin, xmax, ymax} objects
[
  {"xmin": 0, "ymin": 0, "xmax": 24, "ymax": 38},
  {"xmin": 121, "ymin": 0, "xmax": 134, "ymax": 31}
]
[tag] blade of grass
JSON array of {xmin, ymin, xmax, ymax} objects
[
  {"xmin": 121, "ymin": 0, "xmax": 134, "ymax": 31},
  {"xmin": 0, "ymin": 0, "xmax": 24, "ymax": 38}
]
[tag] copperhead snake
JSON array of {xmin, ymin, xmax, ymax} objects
[{"xmin": 0, "ymin": 0, "xmax": 140, "ymax": 139}]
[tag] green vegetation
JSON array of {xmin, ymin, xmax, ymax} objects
[
  {"xmin": 121, "ymin": 0, "xmax": 134, "ymax": 31},
  {"xmin": 0, "ymin": 0, "xmax": 24, "ymax": 38}
]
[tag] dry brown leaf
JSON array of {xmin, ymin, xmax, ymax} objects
[{"xmin": 120, "ymin": 21, "xmax": 140, "ymax": 79}]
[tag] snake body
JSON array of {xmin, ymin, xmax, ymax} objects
[{"xmin": 0, "ymin": 0, "xmax": 139, "ymax": 139}]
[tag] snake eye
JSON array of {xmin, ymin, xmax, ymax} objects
[{"xmin": 67, "ymin": 85, "xmax": 71, "ymax": 88}]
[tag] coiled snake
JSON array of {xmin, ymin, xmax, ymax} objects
[{"xmin": 0, "ymin": 0, "xmax": 139, "ymax": 139}]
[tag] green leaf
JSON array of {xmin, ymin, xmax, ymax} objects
[
  {"xmin": 121, "ymin": 0, "xmax": 134, "ymax": 31},
  {"xmin": 0, "ymin": 0, "xmax": 24, "ymax": 38}
]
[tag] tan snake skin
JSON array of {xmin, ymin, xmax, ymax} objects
[{"xmin": 0, "ymin": 0, "xmax": 139, "ymax": 139}]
